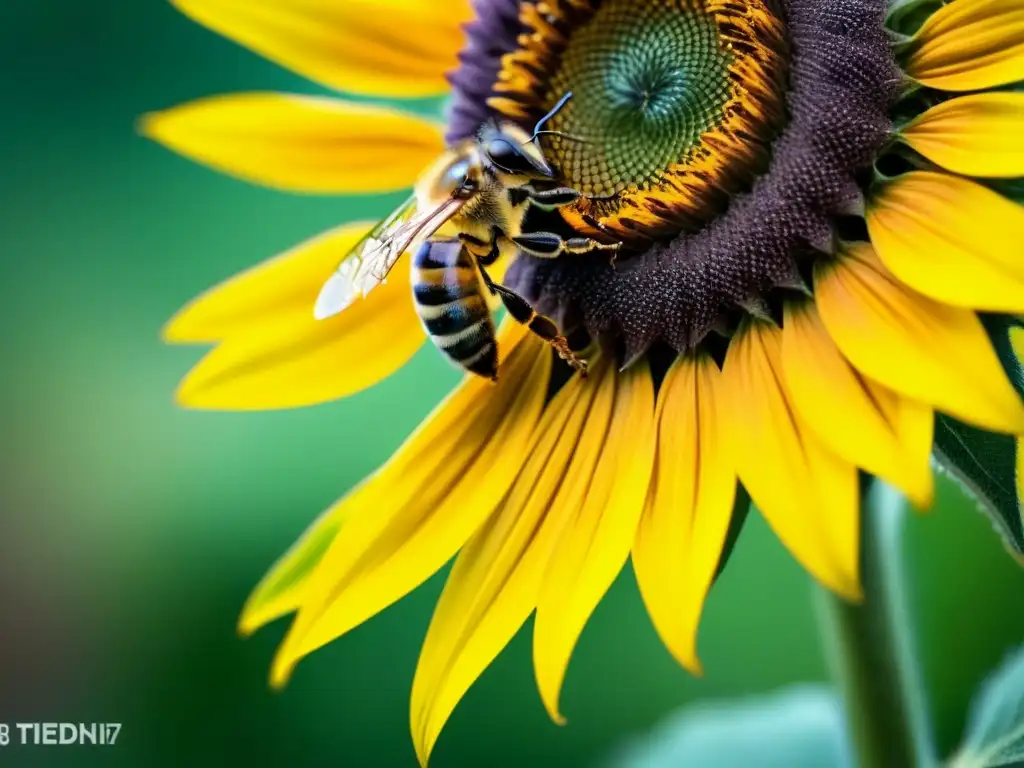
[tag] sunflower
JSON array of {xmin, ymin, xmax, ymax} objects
[{"xmin": 145, "ymin": 0, "xmax": 1024, "ymax": 763}]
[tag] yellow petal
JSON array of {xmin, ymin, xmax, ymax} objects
[
  {"xmin": 905, "ymin": 0, "xmax": 1024, "ymax": 91},
  {"xmin": 270, "ymin": 326, "xmax": 552, "ymax": 687},
  {"xmin": 900, "ymin": 93, "xmax": 1024, "ymax": 177},
  {"xmin": 165, "ymin": 221, "xmax": 372, "ymax": 344},
  {"xmin": 174, "ymin": 254, "xmax": 423, "ymax": 410},
  {"xmin": 409, "ymin": 368, "xmax": 598, "ymax": 767},
  {"xmin": 170, "ymin": 0, "xmax": 472, "ymax": 98},
  {"xmin": 721, "ymin": 323, "xmax": 861, "ymax": 600},
  {"xmin": 782, "ymin": 302, "xmax": 935, "ymax": 510},
  {"xmin": 167, "ymin": 221, "xmax": 425, "ymax": 408},
  {"xmin": 141, "ymin": 93, "xmax": 444, "ymax": 193},
  {"xmin": 533, "ymin": 361, "xmax": 656, "ymax": 723},
  {"xmin": 239, "ymin": 502, "xmax": 351, "ymax": 635},
  {"xmin": 632, "ymin": 354, "xmax": 737, "ymax": 675},
  {"xmin": 867, "ymin": 172, "xmax": 1024, "ymax": 313},
  {"xmin": 815, "ymin": 244, "xmax": 1024, "ymax": 435}
]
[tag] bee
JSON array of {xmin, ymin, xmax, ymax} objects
[{"xmin": 313, "ymin": 92, "xmax": 620, "ymax": 380}]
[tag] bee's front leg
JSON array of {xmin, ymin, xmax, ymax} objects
[
  {"xmin": 522, "ymin": 185, "xmax": 618, "ymax": 212},
  {"xmin": 521, "ymin": 185, "xmax": 584, "ymax": 211},
  {"xmin": 512, "ymin": 232, "xmax": 621, "ymax": 259},
  {"xmin": 521, "ymin": 186, "xmax": 621, "ymax": 260}
]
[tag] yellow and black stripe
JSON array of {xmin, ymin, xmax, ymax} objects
[{"xmin": 411, "ymin": 239, "xmax": 498, "ymax": 380}]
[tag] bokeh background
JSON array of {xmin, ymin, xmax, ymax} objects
[{"xmin": 2, "ymin": 1, "xmax": 1023, "ymax": 766}]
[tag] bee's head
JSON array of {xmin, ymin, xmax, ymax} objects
[{"xmin": 478, "ymin": 121, "xmax": 555, "ymax": 182}]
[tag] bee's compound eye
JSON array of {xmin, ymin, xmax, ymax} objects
[
  {"xmin": 485, "ymin": 139, "xmax": 521, "ymax": 170},
  {"xmin": 443, "ymin": 158, "xmax": 472, "ymax": 191},
  {"xmin": 485, "ymin": 137, "xmax": 552, "ymax": 177}
]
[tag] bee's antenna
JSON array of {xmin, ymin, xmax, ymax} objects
[
  {"xmin": 531, "ymin": 129, "xmax": 593, "ymax": 144},
  {"xmin": 529, "ymin": 91, "xmax": 574, "ymax": 142}
]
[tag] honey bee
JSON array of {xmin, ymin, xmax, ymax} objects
[{"xmin": 313, "ymin": 92, "xmax": 620, "ymax": 380}]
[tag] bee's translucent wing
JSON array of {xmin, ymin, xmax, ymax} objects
[
  {"xmin": 314, "ymin": 193, "xmax": 467, "ymax": 320},
  {"xmin": 313, "ymin": 196, "xmax": 416, "ymax": 320}
]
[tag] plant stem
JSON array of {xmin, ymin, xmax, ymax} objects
[{"xmin": 813, "ymin": 481, "xmax": 937, "ymax": 768}]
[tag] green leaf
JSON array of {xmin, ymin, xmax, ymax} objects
[
  {"xmin": 885, "ymin": 0, "xmax": 941, "ymax": 38},
  {"xmin": 949, "ymin": 646, "xmax": 1024, "ymax": 768},
  {"xmin": 982, "ymin": 313, "xmax": 1024, "ymax": 400},
  {"xmin": 932, "ymin": 314, "xmax": 1024, "ymax": 558},
  {"xmin": 990, "ymin": 179, "xmax": 1024, "ymax": 205},
  {"xmin": 933, "ymin": 416, "xmax": 1024, "ymax": 556},
  {"xmin": 606, "ymin": 686, "xmax": 852, "ymax": 768}
]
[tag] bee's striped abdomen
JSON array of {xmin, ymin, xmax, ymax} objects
[{"xmin": 411, "ymin": 240, "xmax": 498, "ymax": 379}]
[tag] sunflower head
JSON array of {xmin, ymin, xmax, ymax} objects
[{"xmin": 448, "ymin": 0, "xmax": 901, "ymax": 363}]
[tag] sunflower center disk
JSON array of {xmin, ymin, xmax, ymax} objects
[
  {"xmin": 550, "ymin": 5, "xmax": 730, "ymax": 195},
  {"xmin": 492, "ymin": 0, "xmax": 789, "ymax": 241}
]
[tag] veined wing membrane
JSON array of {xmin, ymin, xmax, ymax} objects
[{"xmin": 313, "ymin": 193, "xmax": 468, "ymax": 320}]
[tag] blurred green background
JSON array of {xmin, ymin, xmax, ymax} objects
[{"xmin": 2, "ymin": 1, "xmax": 1023, "ymax": 766}]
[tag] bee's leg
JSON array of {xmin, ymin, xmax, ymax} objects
[
  {"xmin": 582, "ymin": 216, "xmax": 623, "ymax": 268},
  {"xmin": 476, "ymin": 264, "xmax": 588, "ymax": 377},
  {"xmin": 460, "ymin": 228, "xmax": 505, "ymax": 266},
  {"xmin": 520, "ymin": 186, "xmax": 622, "ymax": 264},
  {"xmin": 522, "ymin": 185, "xmax": 619, "ymax": 211},
  {"xmin": 512, "ymin": 232, "xmax": 621, "ymax": 259},
  {"xmin": 521, "ymin": 185, "xmax": 584, "ymax": 211},
  {"xmin": 581, "ymin": 213, "xmax": 618, "ymax": 240},
  {"xmin": 458, "ymin": 232, "xmax": 492, "ymax": 260}
]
